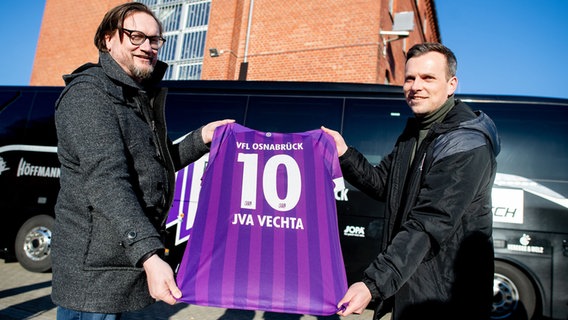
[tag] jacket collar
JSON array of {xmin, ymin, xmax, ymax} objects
[{"xmin": 400, "ymin": 98, "xmax": 474, "ymax": 140}]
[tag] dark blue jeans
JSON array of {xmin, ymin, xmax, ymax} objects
[{"xmin": 56, "ymin": 306, "xmax": 122, "ymax": 320}]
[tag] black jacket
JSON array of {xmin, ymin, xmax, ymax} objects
[
  {"xmin": 340, "ymin": 100, "xmax": 500, "ymax": 320},
  {"xmin": 52, "ymin": 52, "xmax": 209, "ymax": 313}
]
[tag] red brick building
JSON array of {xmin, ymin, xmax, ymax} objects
[
  {"xmin": 31, "ymin": 0, "xmax": 439, "ymax": 86},
  {"xmin": 31, "ymin": 0, "xmax": 125, "ymax": 86}
]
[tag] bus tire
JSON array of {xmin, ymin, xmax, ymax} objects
[
  {"xmin": 14, "ymin": 215, "xmax": 54, "ymax": 273},
  {"xmin": 492, "ymin": 260, "xmax": 538, "ymax": 320}
]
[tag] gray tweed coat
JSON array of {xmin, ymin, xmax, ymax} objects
[{"xmin": 51, "ymin": 52, "xmax": 208, "ymax": 313}]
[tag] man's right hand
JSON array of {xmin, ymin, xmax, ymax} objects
[
  {"xmin": 321, "ymin": 126, "xmax": 348, "ymax": 157},
  {"xmin": 143, "ymin": 254, "xmax": 182, "ymax": 305}
]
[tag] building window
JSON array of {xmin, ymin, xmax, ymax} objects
[{"xmin": 138, "ymin": 0, "xmax": 211, "ymax": 80}]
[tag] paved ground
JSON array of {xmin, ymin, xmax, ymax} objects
[{"xmin": 0, "ymin": 261, "xmax": 383, "ymax": 320}]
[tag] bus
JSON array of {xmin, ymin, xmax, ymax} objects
[{"xmin": 1, "ymin": 81, "xmax": 566, "ymax": 319}]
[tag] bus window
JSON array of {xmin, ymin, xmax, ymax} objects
[
  {"xmin": 0, "ymin": 90, "xmax": 34, "ymax": 145},
  {"xmin": 342, "ymin": 98, "xmax": 410, "ymax": 165},
  {"xmin": 26, "ymin": 91, "xmax": 59, "ymax": 146},
  {"xmin": 165, "ymin": 93, "xmax": 247, "ymax": 140},
  {"xmin": 470, "ymin": 102, "xmax": 568, "ymax": 186},
  {"xmin": 245, "ymin": 96, "xmax": 342, "ymax": 133}
]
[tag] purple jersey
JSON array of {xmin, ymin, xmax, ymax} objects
[{"xmin": 176, "ymin": 123, "xmax": 347, "ymax": 316}]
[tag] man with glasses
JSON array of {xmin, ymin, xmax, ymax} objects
[{"xmin": 51, "ymin": 3, "xmax": 232, "ymax": 319}]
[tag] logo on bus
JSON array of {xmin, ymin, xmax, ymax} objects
[
  {"xmin": 0, "ymin": 157, "xmax": 10, "ymax": 175},
  {"xmin": 492, "ymin": 187, "xmax": 524, "ymax": 224},
  {"xmin": 17, "ymin": 158, "xmax": 60, "ymax": 178},
  {"xmin": 506, "ymin": 233, "xmax": 545, "ymax": 254},
  {"xmin": 343, "ymin": 225, "xmax": 365, "ymax": 238}
]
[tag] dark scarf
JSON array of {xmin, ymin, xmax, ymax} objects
[
  {"xmin": 416, "ymin": 96, "xmax": 455, "ymax": 150},
  {"xmin": 409, "ymin": 96, "xmax": 455, "ymax": 165}
]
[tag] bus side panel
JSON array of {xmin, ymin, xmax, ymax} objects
[{"xmin": 0, "ymin": 87, "xmax": 60, "ymax": 257}]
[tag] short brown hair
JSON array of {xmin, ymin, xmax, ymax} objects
[
  {"xmin": 94, "ymin": 2, "xmax": 163, "ymax": 52},
  {"xmin": 407, "ymin": 42, "xmax": 458, "ymax": 80}
]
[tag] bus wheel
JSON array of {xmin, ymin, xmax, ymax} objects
[
  {"xmin": 492, "ymin": 260, "xmax": 538, "ymax": 320},
  {"xmin": 15, "ymin": 215, "xmax": 54, "ymax": 273}
]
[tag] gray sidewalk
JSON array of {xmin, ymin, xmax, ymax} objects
[{"xmin": 0, "ymin": 261, "xmax": 380, "ymax": 320}]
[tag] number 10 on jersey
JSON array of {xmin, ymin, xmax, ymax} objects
[{"xmin": 237, "ymin": 153, "xmax": 302, "ymax": 212}]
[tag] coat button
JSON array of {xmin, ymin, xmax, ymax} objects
[{"xmin": 128, "ymin": 231, "xmax": 137, "ymax": 239}]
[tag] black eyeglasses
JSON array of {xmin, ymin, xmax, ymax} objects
[{"xmin": 120, "ymin": 28, "xmax": 166, "ymax": 49}]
